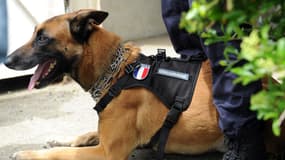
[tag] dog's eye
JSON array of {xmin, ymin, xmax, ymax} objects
[{"xmin": 37, "ymin": 35, "xmax": 50, "ymax": 45}]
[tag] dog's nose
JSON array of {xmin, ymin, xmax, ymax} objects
[
  {"xmin": 4, "ymin": 55, "xmax": 17, "ymax": 69},
  {"xmin": 4, "ymin": 56, "xmax": 12, "ymax": 67}
]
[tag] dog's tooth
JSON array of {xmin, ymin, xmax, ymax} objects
[
  {"xmin": 50, "ymin": 63, "xmax": 55, "ymax": 69},
  {"xmin": 47, "ymin": 68, "xmax": 51, "ymax": 74},
  {"xmin": 48, "ymin": 63, "xmax": 55, "ymax": 72},
  {"xmin": 36, "ymin": 82, "xmax": 40, "ymax": 85}
]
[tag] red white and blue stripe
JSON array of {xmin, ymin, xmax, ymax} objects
[{"xmin": 133, "ymin": 64, "xmax": 150, "ymax": 80}]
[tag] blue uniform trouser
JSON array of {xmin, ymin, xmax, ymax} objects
[
  {"xmin": 0, "ymin": 0, "xmax": 7, "ymax": 62},
  {"xmin": 161, "ymin": 0, "xmax": 263, "ymax": 138}
]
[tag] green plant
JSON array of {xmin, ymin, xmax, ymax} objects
[{"xmin": 180, "ymin": 0, "xmax": 285, "ymax": 136}]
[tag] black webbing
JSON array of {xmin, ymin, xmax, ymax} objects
[
  {"xmin": 93, "ymin": 62, "xmax": 138, "ymax": 113},
  {"xmin": 94, "ymin": 77, "xmax": 125, "ymax": 113},
  {"xmin": 156, "ymin": 99, "xmax": 184, "ymax": 159}
]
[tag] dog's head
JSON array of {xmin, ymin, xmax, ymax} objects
[{"xmin": 4, "ymin": 10, "xmax": 109, "ymax": 90}]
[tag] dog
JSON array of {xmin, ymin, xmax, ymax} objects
[{"xmin": 4, "ymin": 9, "xmax": 285, "ymax": 160}]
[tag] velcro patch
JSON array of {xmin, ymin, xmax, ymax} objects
[{"xmin": 157, "ymin": 68, "xmax": 190, "ymax": 80}]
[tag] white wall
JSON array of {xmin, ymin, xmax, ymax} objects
[
  {"xmin": 67, "ymin": 0, "xmax": 99, "ymax": 12},
  {"xmin": 68, "ymin": 0, "xmax": 167, "ymax": 41},
  {"xmin": 101, "ymin": 0, "xmax": 166, "ymax": 41},
  {"xmin": 7, "ymin": 0, "xmax": 64, "ymax": 54}
]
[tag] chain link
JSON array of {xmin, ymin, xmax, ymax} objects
[{"xmin": 88, "ymin": 45, "xmax": 126, "ymax": 102}]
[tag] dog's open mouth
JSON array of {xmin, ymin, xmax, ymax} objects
[{"xmin": 28, "ymin": 59, "xmax": 58, "ymax": 90}]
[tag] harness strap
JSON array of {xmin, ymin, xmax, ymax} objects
[
  {"xmin": 94, "ymin": 80, "xmax": 122, "ymax": 113},
  {"xmin": 156, "ymin": 97, "xmax": 184, "ymax": 159},
  {"xmin": 94, "ymin": 63, "xmax": 137, "ymax": 113}
]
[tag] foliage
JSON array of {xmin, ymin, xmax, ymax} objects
[{"xmin": 180, "ymin": 0, "xmax": 285, "ymax": 136}]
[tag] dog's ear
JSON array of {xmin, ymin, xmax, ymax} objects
[{"xmin": 70, "ymin": 10, "xmax": 109, "ymax": 43}]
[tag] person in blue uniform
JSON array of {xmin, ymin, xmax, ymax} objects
[{"xmin": 161, "ymin": 0, "xmax": 266, "ymax": 159}]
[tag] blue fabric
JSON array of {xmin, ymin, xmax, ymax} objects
[
  {"xmin": 161, "ymin": 0, "xmax": 263, "ymax": 137},
  {"xmin": 161, "ymin": 0, "xmax": 202, "ymax": 57},
  {"xmin": 0, "ymin": 0, "xmax": 7, "ymax": 63}
]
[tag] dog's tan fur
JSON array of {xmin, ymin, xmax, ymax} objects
[{"xmin": 7, "ymin": 10, "xmax": 285, "ymax": 160}]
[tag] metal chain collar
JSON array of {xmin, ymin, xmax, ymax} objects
[{"xmin": 88, "ymin": 45, "xmax": 127, "ymax": 102}]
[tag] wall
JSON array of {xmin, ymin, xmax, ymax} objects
[
  {"xmin": 69, "ymin": 0, "xmax": 167, "ymax": 41},
  {"xmin": 101, "ymin": 0, "xmax": 166, "ymax": 41},
  {"xmin": 67, "ymin": 0, "xmax": 99, "ymax": 12},
  {"xmin": 7, "ymin": 0, "xmax": 64, "ymax": 53}
]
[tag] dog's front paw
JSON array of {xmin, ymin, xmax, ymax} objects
[
  {"xmin": 10, "ymin": 151, "xmax": 31, "ymax": 160},
  {"xmin": 45, "ymin": 140, "xmax": 71, "ymax": 148},
  {"xmin": 71, "ymin": 131, "xmax": 99, "ymax": 147}
]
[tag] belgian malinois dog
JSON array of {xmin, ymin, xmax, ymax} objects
[{"xmin": 4, "ymin": 9, "xmax": 285, "ymax": 160}]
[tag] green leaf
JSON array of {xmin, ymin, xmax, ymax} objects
[
  {"xmin": 240, "ymin": 30, "xmax": 260, "ymax": 61},
  {"xmin": 277, "ymin": 38, "xmax": 285, "ymax": 56},
  {"xmin": 219, "ymin": 60, "xmax": 228, "ymax": 66},
  {"xmin": 264, "ymin": 112, "xmax": 278, "ymax": 120},
  {"xmin": 260, "ymin": 25, "xmax": 270, "ymax": 40},
  {"xmin": 272, "ymin": 120, "xmax": 281, "ymax": 136},
  {"xmin": 185, "ymin": 9, "xmax": 199, "ymax": 20}
]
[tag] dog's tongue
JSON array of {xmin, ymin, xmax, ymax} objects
[{"xmin": 28, "ymin": 60, "xmax": 53, "ymax": 90}]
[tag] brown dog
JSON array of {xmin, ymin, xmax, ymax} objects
[{"xmin": 4, "ymin": 9, "xmax": 284, "ymax": 160}]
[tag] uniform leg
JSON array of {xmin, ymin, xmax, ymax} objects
[{"xmin": 204, "ymin": 41, "xmax": 266, "ymax": 160}]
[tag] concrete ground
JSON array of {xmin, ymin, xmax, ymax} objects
[{"xmin": 0, "ymin": 35, "xmax": 222, "ymax": 160}]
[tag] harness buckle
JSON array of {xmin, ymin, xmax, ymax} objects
[
  {"xmin": 156, "ymin": 49, "xmax": 166, "ymax": 61},
  {"xmin": 173, "ymin": 97, "xmax": 185, "ymax": 111},
  {"xmin": 190, "ymin": 54, "xmax": 207, "ymax": 61},
  {"xmin": 108, "ymin": 87, "xmax": 121, "ymax": 97},
  {"xmin": 125, "ymin": 63, "xmax": 140, "ymax": 74},
  {"xmin": 163, "ymin": 107, "xmax": 181, "ymax": 129},
  {"xmin": 163, "ymin": 97, "xmax": 186, "ymax": 128},
  {"xmin": 172, "ymin": 103, "xmax": 183, "ymax": 112}
]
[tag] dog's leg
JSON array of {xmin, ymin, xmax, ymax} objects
[
  {"xmin": 12, "ymin": 145, "xmax": 105, "ymax": 160},
  {"xmin": 47, "ymin": 132, "xmax": 99, "ymax": 148},
  {"xmin": 12, "ymin": 136, "xmax": 133, "ymax": 160},
  {"xmin": 12, "ymin": 113, "xmax": 138, "ymax": 160}
]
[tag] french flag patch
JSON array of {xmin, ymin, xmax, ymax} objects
[{"xmin": 133, "ymin": 64, "xmax": 151, "ymax": 80}]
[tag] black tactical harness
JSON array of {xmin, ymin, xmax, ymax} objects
[{"xmin": 94, "ymin": 49, "xmax": 205, "ymax": 159}]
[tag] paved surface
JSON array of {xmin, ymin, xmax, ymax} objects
[
  {"xmin": 0, "ymin": 35, "xmax": 222, "ymax": 160},
  {"xmin": 0, "ymin": 79, "xmax": 97, "ymax": 160}
]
